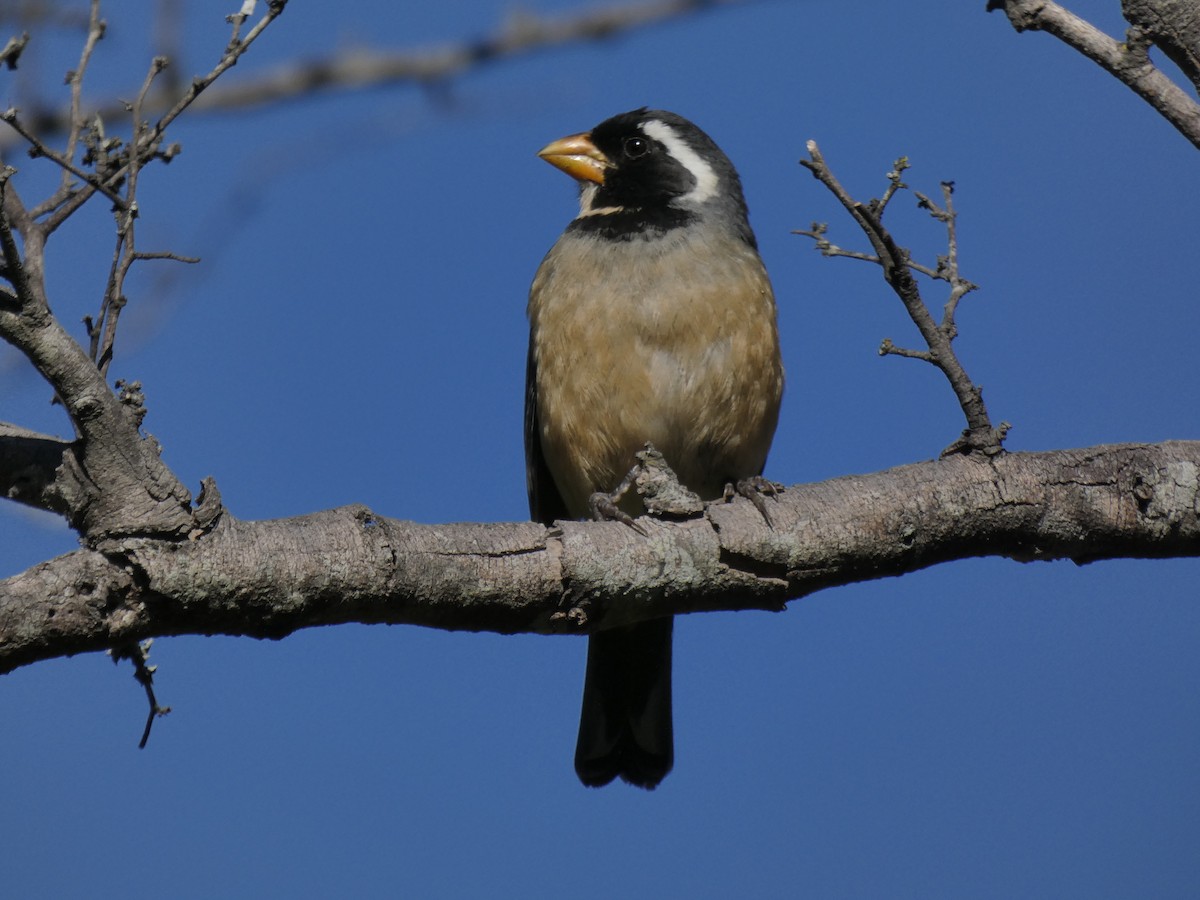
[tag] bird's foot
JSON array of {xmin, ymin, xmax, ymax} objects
[
  {"xmin": 722, "ymin": 475, "xmax": 784, "ymax": 527},
  {"xmin": 588, "ymin": 488, "xmax": 647, "ymax": 534},
  {"xmin": 588, "ymin": 460, "xmax": 648, "ymax": 534},
  {"xmin": 587, "ymin": 442, "xmax": 707, "ymax": 533}
]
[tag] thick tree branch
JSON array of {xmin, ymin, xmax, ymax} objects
[
  {"xmin": 0, "ymin": 422, "xmax": 72, "ymax": 516},
  {"xmin": 0, "ymin": 268, "xmax": 194, "ymax": 538},
  {"xmin": 3, "ymin": 440, "xmax": 1197, "ymax": 675},
  {"xmin": 0, "ymin": 0, "xmax": 746, "ymax": 551},
  {"xmin": 1122, "ymin": 0, "xmax": 1200, "ymax": 93},
  {"xmin": 0, "ymin": 3, "xmax": 274, "ymax": 542},
  {"xmin": 988, "ymin": 0, "xmax": 1200, "ymax": 149}
]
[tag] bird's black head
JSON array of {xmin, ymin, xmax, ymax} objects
[{"xmin": 539, "ymin": 108, "xmax": 753, "ymax": 244}]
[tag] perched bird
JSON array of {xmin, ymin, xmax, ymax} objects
[{"xmin": 526, "ymin": 108, "xmax": 783, "ymax": 789}]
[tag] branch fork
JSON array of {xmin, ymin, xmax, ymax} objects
[{"xmin": 0, "ymin": 2, "xmax": 288, "ymax": 542}]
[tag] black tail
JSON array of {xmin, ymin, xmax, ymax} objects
[{"xmin": 574, "ymin": 617, "xmax": 674, "ymax": 789}]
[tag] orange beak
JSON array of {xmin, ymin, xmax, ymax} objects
[{"xmin": 537, "ymin": 131, "xmax": 609, "ymax": 184}]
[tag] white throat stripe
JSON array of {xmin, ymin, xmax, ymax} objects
[
  {"xmin": 641, "ymin": 119, "xmax": 719, "ymax": 204},
  {"xmin": 577, "ymin": 182, "xmax": 599, "ymax": 216}
]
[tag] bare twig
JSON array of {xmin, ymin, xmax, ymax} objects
[
  {"xmin": 792, "ymin": 221, "xmax": 882, "ymax": 265},
  {"xmin": 0, "ymin": 4, "xmax": 274, "ymax": 377},
  {"xmin": 14, "ymin": 3, "xmax": 109, "ymax": 224},
  {"xmin": 988, "ymin": 0, "xmax": 1200, "ymax": 149},
  {"xmin": 91, "ymin": 55, "xmax": 168, "ymax": 374},
  {"xmin": 132, "ymin": 250, "xmax": 200, "ymax": 264},
  {"xmin": 109, "ymin": 639, "xmax": 171, "ymax": 749},
  {"xmin": 61, "ymin": 2, "xmax": 105, "ymax": 200},
  {"xmin": 912, "ymin": 183, "xmax": 979, "ymax": 336},
  {"xmin": 152, "ymin": 1, "xmax": 284, "ymax": 145},
  {"xmin": 799, "ymin": 142, "xmax": 1008, "ymax": 457},
  {"xmin": 877, "ymin": 338, "xmax": 932, "ymax": 362},
  {"xmin": 0, "ymin": 107, "xmax": 127, "ymax": 210},
  {"xmin": 37, "ymin": 1, "xmax": 286, "ymax": 236}
]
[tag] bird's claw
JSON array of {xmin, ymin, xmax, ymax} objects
[
  {"xmin": 724, "ymin": 475, "xmax": 784, "ymax": 527},
  {"xmin": 588, "ymin": 489, "xmax": 648, "ymax": 535}
]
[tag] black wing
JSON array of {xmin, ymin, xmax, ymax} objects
[{"xmin": 524, "ymin": 337, "xmax": 570, "ymax": 524}]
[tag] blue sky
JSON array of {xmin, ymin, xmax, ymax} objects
[{"xmin": 2, "ymin": 1, "xmax": 1199, "ymax": 896}]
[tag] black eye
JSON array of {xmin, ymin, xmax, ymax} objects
[{"xmin": 623, "ymin": 136, "xmax": 650, "ymax": 159}]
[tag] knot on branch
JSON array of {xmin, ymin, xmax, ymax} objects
[
  {"xmin": 115, "ymin": 378, "xmax": 146, "ymax": 428},
  {"xmin": 986, "ymin": 0, "xmax": 1043, "ymax": 32},
  {"xmin": 940, "ymin": 422, "xmax": 1011, "ymax": 458},
  {"xmin": 190, "ymin": 476, "xmax": 225, "ymax": 537}
]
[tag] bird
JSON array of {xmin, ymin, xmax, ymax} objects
[{"xmin": 526, "ymin": 108, "xmax": 784, "ymax": 789}]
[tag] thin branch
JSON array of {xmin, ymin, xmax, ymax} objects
[
  {"xmin": 799, "ymin": 142, "xmax": 1007, "ymax": 456},
  {"xmin": 791, "ymin": 221, "xmax": 882, "ymax": 264},
  {"xmin": 912, "ymin": 183, "xmax": 979, "ymax": 334},
  {"xmin": 109, "ymin": 639, "xmax": 171, "ymax": 749},
  {"xmin": 131, "ymin": 250, "xmax": 199, "ymax": 263},
  {"xmin": 149, "ymin": 1, "xmax": 284, "ymax": 147},
  {"xmin": 19, "ymin": 2, "xmax": 108, "ymax": 223},
  {"xmin": 60, "ymin": 1, "xmax": 104, "ymax": 200},
  {"xmin": 874, "ymin": 155, "xmax": 911, "ymax": 216},
  {"xmin": 878, "ymin": 338, "xmax": 932, "ymax": 362},
  {"xmin": 0, "ymin": 106, "xmax": 127, "ymax": 210},
  {"xmin": 92, "ymin": 55, "xmax": 168, "ymax": 375},
  {"xmin": 988, "ymin": 0, "xmax": 1200, "ymax": 149},
  {"xmin": 39, "ymin": 1, "xmax": 286, "ymax": 236}
]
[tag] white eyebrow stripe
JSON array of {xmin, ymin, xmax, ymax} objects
[{"xmin": 641, "ymin": 118, "xmax": 719, "ymax": 204}]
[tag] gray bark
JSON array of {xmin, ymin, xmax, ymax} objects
[{"xmin": 3, "ymin": 440, "xmax": 1196, "ymax": 674}]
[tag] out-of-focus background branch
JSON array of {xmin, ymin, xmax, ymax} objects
[{"xmin": 0, "ymin": 0, "xmax": 754, "ymax": 148}]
